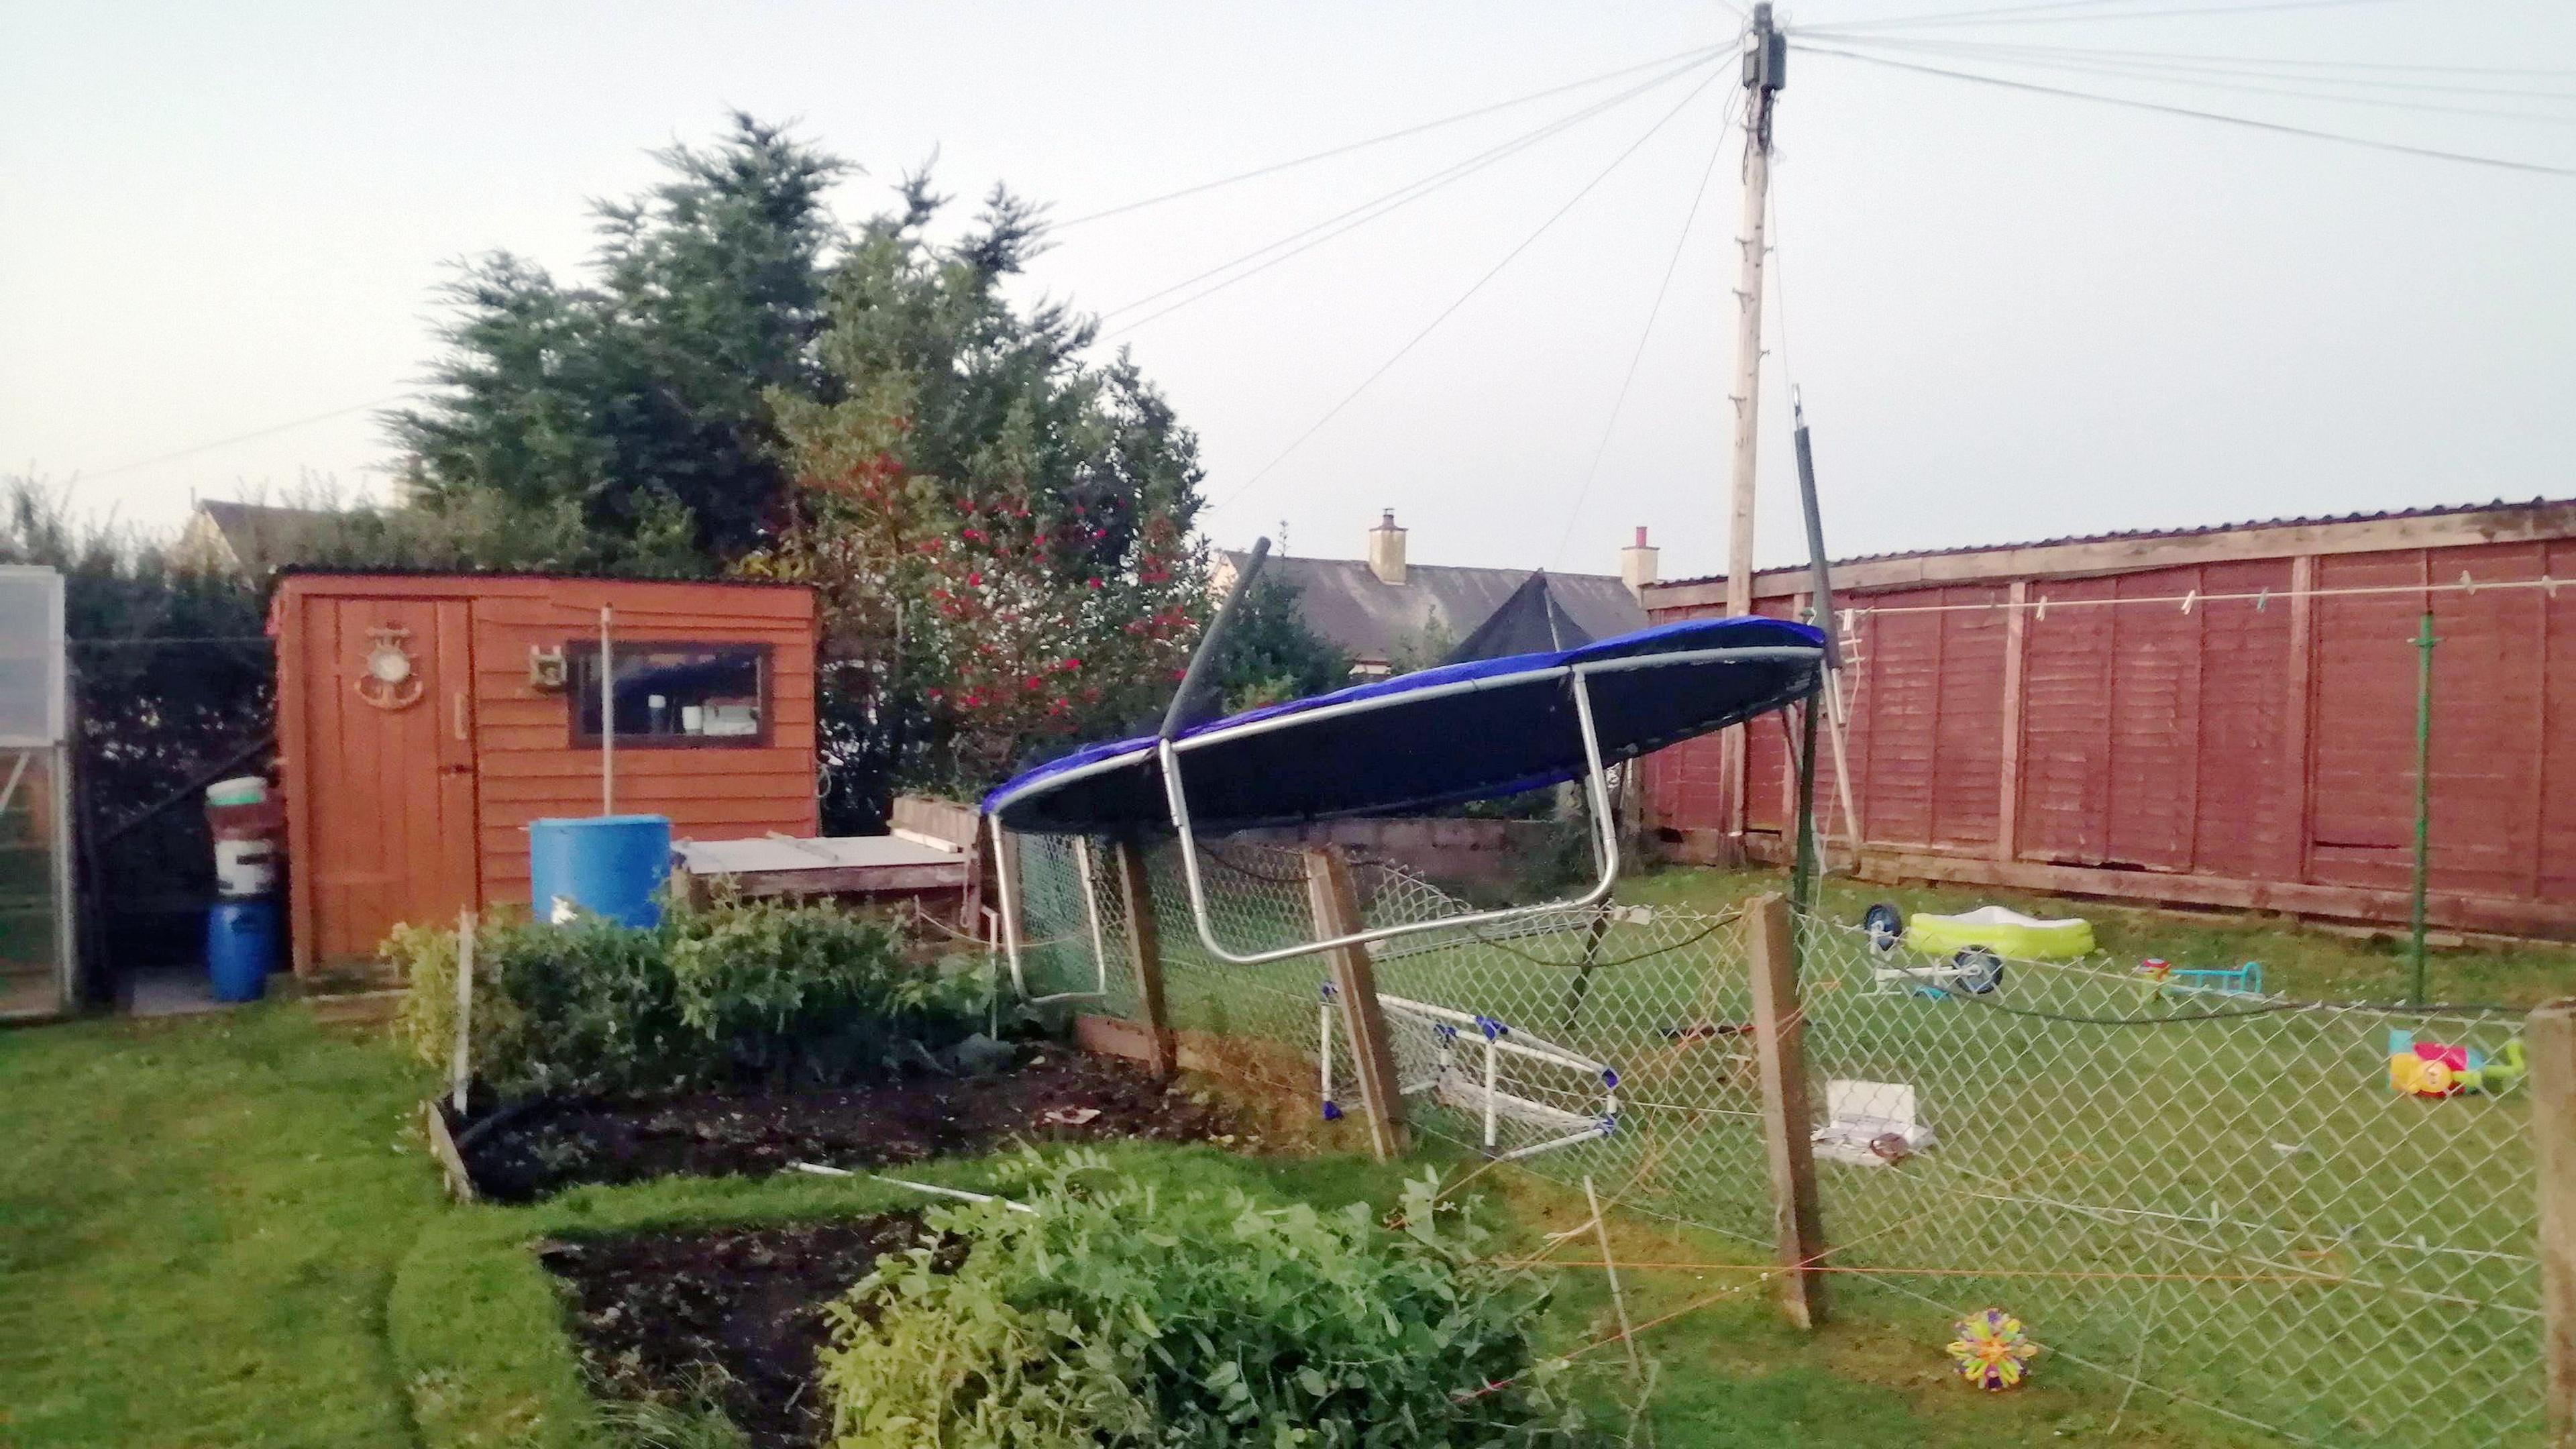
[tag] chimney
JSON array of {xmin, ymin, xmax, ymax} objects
[
  {"xmin": 1621, "ymin": 526, "xmax": 1660, "ymax": 600},
  {"xmin": 1367, "ymin": 509, "xmax": 1407, "ymax": 586}
]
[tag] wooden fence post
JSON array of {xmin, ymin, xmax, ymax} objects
[
  {"xmin": 1304, "ymin": 845, "xmax": 1407, "ymax": 1161},
  {"xmin": 449, "ymin": 910, "xmax": 476, "ymax": 1115},
  {"xmin": 1747, "ymin": 890, "xmax": 1829, "ymax": 1328},
  {"xmin": 2532, "ymin": 1000, "xmax": 2576, "ymax": 1443},
  {"xmin": 1111, "ymin": 837, "xmax": 1173, "ymax": 1078}
]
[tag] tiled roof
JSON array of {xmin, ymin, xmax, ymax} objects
[
  {"xmin": 193, "ymin": 500, "xmax": 339, "ymax": 570},
  {"xmin": 1221, "ymin": 553, "xmax": 1644, "ymax": 663}
]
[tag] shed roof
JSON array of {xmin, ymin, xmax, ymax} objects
[
  {"xmin": 1223, "ymin": 552, "xmax": 1644, "ymax": 665},
  {"xmin": 1649, "ymin": 495, "xmax": 2576, "ymax": 602}
]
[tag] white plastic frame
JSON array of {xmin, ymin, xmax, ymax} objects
[
  {"xmin": 991, "ymin": 822, "xmax": 1112, "ymax": 1006},
  {"xmin": 1321, "ymin": 985, "xmax": 1621, "ymax": 1163},
  {"xmin": 1161, "ymin": 646, "xmax": 1817, "ymax": 967}
]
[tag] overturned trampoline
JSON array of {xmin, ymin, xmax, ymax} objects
[{"xmin": 981, "ymin": 542, "xmax": 1826, "ymax": 1159}]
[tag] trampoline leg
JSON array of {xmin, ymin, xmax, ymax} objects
[
  {"xmin": 1073, "ymin": 837, "xmax": 1110, "ymax": 998},
  {"xmin": 1482, "ymin": 1034, "xmax": 1501, "ymax": 1152},
  {"xmin": 1318, "ymin": 994, "xmax": 1336, "ymax": 1118}
]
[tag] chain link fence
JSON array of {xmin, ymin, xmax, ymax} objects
[{"xmin": 1009, "ymin": 833, "xmax": 2543, "ymax": 1447}]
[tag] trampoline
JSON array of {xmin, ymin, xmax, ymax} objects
[{"xmin": 983, "ymin": 608, "xmax": 1826, "ymax": 969}]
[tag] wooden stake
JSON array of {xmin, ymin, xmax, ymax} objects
[
  {"xmin": 1585, "ymin": 1174, "xmax": 1646, "ymax": 1382},
  {"xmin": 1996, "ymin": 580, "xmax": 2030, "ymax": 863},
  {"xmin": 2531, "ymin": 1000, "xmax": 2576, "ymax": 1444},
  {"xmin": 1110, "ymin": 837, "xmax": 1172, "ymax": 1078},
  {"xmin": 1304, "ymin": 846, "xmax": 1407, "ymax": 1160},
  {"xmin": 449, "ymin": 910, "xmax": 475, "ymax": 1116},
  {"xmin": 598, "ymin": 605, "xmax": 614, "ymax": 815},
  {"xmin": 1746, "ymin": 891, "xmax": 1828, "ymax": 1328}
]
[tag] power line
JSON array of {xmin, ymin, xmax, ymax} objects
[
  {"xmin": 1216, "ymin": 65, "xmax": 1734, "ymax": 512},
  {"xmin": 1805, "ymin": 0, "xmax": 2216, "ymax": 31},
  {"xmin": 1098, "ymin": 52, "xmax": 1724, "ymax": 333},
  {"xmin": 1547, "ymin": 93, "xmax": 1745, "ymax": 569},
  {"xmin": 1794, "ymin": 43, "xmax": 2576, "ymax": 176},
  {"xmin": 1915, "ymin": 44, "xmax": 2576, "ymax": 80},
  {"xmin": 1821, "ymin": 36, "xmax": 2576, "ymax": 97},
  {"xmin": 1053, "ymin": 41, "xmax": 1733, "ymax": 229},
  {"xmin": 1828, "ymin": 34, "xmax": 2576, "ymax": 124},
  {"xmin": 71, "ymin": 396, "xmax": 413, "ymax": 485},
  {"xmin": 1805, "ymin": 0, "xmax": 2399, "ymax": 34}
]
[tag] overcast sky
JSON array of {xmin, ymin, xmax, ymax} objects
[{"xmin": 4, "ymin": 1, "xmax": 2569, "ymax": 582}]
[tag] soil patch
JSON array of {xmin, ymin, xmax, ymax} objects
[
  {"xmin": 458, "ymin": 1051, "xmax": 1236, "ymax": 1202},
  {"xmin": 540, "ymin": 1215, "xmax": 923, "ymax": 1448}
]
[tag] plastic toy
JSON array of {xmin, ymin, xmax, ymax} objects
[
  {"xmin": 2387, "ymin": 1030, "xmax": 2526, "ymax": 1097},
  {"xmin": 2167, "ymin": 961, "xmax": 2263, "ymax": 998},
  {"xmin": 1904, "ymin": 905, "xmax": 2096, "ymax": 961},
  {"xmin": 1863, "ymin": 902, "xmax": 1904, "ymax": 956},
  {"xmin": 1860, "ymin": 903, "xmax": 2004, "ymax": 998},
  {"xmin": 1948, "ymin": 1309, "xmax": 2040, "ymax": 1391}
]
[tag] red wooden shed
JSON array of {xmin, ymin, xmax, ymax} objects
[
  {"xmin": 270, "ymin": 572, "xmax": 818, "ymax": 973},
  {"xmin": 1640, "ymin": 499, "xmax": 2576, "ymax": 940}
]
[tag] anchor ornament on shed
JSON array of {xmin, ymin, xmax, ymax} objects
[{"xmin": 354, "ymin": 626, "xmax": 423, "ymax": 710}]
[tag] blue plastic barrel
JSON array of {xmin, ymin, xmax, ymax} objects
[
  {"xmin": 529, "ymin": 815, "xmax": 674, "ymax": 928},
  {"xmin": 206, "ymin": 898, "xmax": 277, "ymax": 1002}
]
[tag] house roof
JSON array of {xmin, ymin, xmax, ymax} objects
[
  {"xmin": 191, "ymin": 501, "xmax": 339, "ymax": 572},
  {"xmin": 1223, "ymin": 552, "xmax": 1644, "ymax": 664},
  {"xmin": 1657, "ymin": 496, "xmax": 2576, "ymax": 590}
]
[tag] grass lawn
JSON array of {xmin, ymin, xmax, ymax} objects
[
  {"xmin": 1616, "ymin": 862, "xmax": 2576, "ymax": 1008},
  {"xmin": 0, "ymin": 1006, "xmax": 442, "ymax": 1448},
  {"xmin": 0, "ymin": 1000, "xmax": 2290, "ymax": 1448}
]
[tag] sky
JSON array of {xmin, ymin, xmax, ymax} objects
[{"xmin": 3, "ymin": 1, "xmax": 2570, "ymax": 584}]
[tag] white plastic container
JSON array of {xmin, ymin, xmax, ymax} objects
[
  {"xmin": 206, "ymin": 776, "xmax": 268, "ymax": 808},
  {"xmin": 215, "ymin": 838, "xmax": 277, "ymax": 898}
]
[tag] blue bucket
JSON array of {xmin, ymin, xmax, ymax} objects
[
  {"xmin": 207, "ymin": 898, "xmax": 277, "ymax": 1002},
  {"xmin": 529, "ymin": 815, "xmax": 674, "ymax": 929}
]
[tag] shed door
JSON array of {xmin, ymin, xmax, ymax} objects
[{"xmin": 300, "ymin": 597, "xmax": 478, "ymax": 961}]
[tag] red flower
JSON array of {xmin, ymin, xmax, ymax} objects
[
  {"xmin": 1085, "ymin": 577, "xmax": 1103, "ymax": 590},
  {"xmin": 967, "ymin": 572, "xmax": 983, "ymax": 587}
]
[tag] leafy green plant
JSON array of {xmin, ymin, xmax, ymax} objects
[
  {"xmin": 392, "ymin": 896, "xmax": 988, "ymax": 1098},
  {"xmin": 818, "ymin": 1152, "xmax": 1583, "ymax": 1448},
  {"xmin": 667, "ymin": 897, "xmax": 987, "ymax": 1081}
]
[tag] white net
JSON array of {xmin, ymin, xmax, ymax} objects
[{"xmin": 1009, "ymin": 834, "xmax": 2544, "ymax": 1448}]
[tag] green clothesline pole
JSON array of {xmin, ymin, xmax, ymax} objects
[{"xmin": 2409, "ymin": 609, "xmax": 2436, "ymax": 1008}]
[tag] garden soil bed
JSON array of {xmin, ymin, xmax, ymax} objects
[
  {"xmin": 540, "ymin": 1214, "xmax": 926, "ymax": 1448},
  {"xmin": 455, "ymin": 1050, "xmax": 1238, "ymax": 1202}
]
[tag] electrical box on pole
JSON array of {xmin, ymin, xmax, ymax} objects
[{"xmin": 1743, "ymin": 7, "xmax": 1786, "ymax": 95}]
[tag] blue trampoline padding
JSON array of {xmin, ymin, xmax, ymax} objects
[{"xmin": 983, "ymin": 616, "xmax": 1825, "ymax": 837}]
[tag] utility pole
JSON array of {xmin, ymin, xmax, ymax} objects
[{"xmin": 1719, "ymin": 3, "xmax": 1787, "ymax": 853}]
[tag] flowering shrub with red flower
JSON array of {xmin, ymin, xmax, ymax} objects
[{"xmin": 740, "ymin": 179, "xmax": 1210, "ymax": 796}]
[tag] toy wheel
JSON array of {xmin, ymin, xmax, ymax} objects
[
  {"xmin": 1953, "ymin": 947, "xmax": 2004, "ymax": 995},
  {"xmin": 1863, "ymin": 903, "xmax": 1903, "ymax": 957}
]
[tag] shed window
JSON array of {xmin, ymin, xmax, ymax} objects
[{"xmin": 570, "ymin": 641, "xmax": 769, "ymax": 747}]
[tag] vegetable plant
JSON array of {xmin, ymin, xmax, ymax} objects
[
  {"xmin": 392, "ymin": 895, "xmax": 989, "ymax": 1098},
  {"xmin": 818, "ymin": 1152, "xmax": 1584, "ymax": 1448}
]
